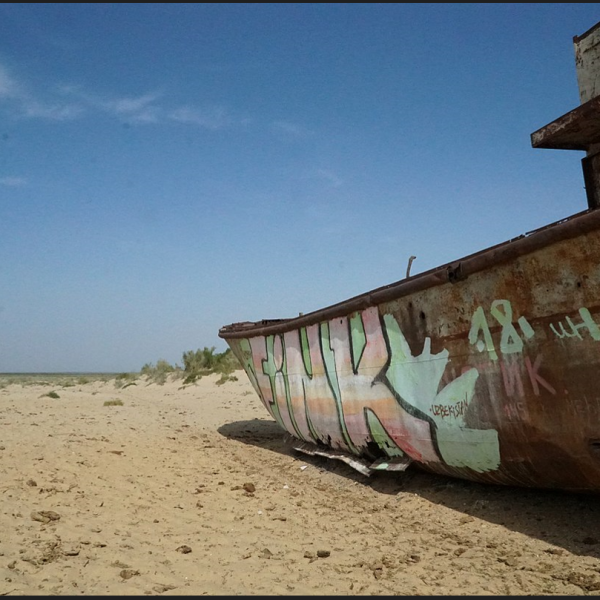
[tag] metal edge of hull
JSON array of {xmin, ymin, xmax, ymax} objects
[{"xmin": 219, "ymin": 208, "xmax": 600, "ymax": 338}]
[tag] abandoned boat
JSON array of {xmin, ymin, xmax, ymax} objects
[{"xmin": 219, "ymin": 21, "xmax": 600, "ymax": 493}]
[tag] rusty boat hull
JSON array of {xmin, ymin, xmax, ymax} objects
[
  {"xmin": 219, "ymin": 208, "xmax": 600, "ymax": 493},
  {"xmin": 219, "ymin": 21, "xmax": 600, "ymax": 493}
]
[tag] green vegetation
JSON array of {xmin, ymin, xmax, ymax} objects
[
  {"xmin": 114, "ymin": 372, "xmax": 138, "ymax": 389},
  {"xmin": 104, "ymin": 399, "xmax": 124, "ymax": 406},
  {"xmin": 41, "ymin": 391, "xmax": 60, "ymax": 399},
  {"xmin": 216, "ymin": 372, "xmax": 238, "ymax": 386},
  {"xmin": 137, "ymin": 347, "xmax": 241, "ymax": 386},
  {"xmin": 140, "ymin": 359, "xmax": 179, "ymax": 385},
  {"xmin": 181, "ymin": 347, "xmax": 240, "ymax": 385}
]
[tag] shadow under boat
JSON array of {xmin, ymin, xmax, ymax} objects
[{"xmin": 218, "ymin": 417, "xmax": 600, "ymax": 560}]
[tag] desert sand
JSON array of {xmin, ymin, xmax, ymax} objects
[{"xmin": 1, "ymin": 370, "xmax": 600, "ymax": 596}]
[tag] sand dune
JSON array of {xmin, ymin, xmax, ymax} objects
[{"xmin": 1, "ymin": 371, "xmax": 600, "ymax": 595}]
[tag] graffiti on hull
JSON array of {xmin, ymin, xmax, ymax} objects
[
  {"xmin": 231, "ymin": 305, "xmax": 501, "ymax": 473},
  {"xmin": 227, "ymin": 291, "xmax": 600, "ymax": 477}
]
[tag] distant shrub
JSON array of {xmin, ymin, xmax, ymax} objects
[
  {"xmin": 137, "ymin": 348, "xmax": 241, "ymax": 387},
  {"xmin": 182, "ymin": 347, "xmax": 241, "ymax": 385},
  {"xmin": 140, "ymin": 359, "xmax": 178, "ymax": 385},
  {"xmin": 104, "ymin": 399, "xmax": 124, "ymax": 406},
  {"xmin": 114, "ymin": 372, "xmax": 137, "ymax": 389},
  {"xmin": 115, "ymin": 372, "xmax": 135, "ymax": 381},
  {"xmin": 41, "ymin": 391, "xmax": 60, "ymax": 399}
]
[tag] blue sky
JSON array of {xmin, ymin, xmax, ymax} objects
[{"xmin": 1, "ymin": 3, "xmax": 599, "ymax": 373}]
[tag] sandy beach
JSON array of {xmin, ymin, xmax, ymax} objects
[{"xmin": 1, "ymin": 371, "xmax": 600, "ymax": 596}]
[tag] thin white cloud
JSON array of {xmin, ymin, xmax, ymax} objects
[
  {"xmin": 0, "ymin": 64, "xmax": 21, "ymax": 98},
  {"xmin": 105, "ymin": 99, "xmax": 161, "ymax": 124},
  {"xmin": 22, "ymin": 100, "xmax": 84, "ymax": 121},
  {"xmin": 0, "ymin": 176, "xmax": 27, "ymax": 187},
  {"xmin": 300, "ymin": 168, "xmax": 343, "ymax": 189},
  {"xmin": 105, "ymin": 92, "xmax": 161, "ymax": 116},
  {"xmin": 0, "ymin": 62, "xmax": 246, "ymax": 131},
  {"xmin": 169, "ymin": 106, "xmax": 232, "ymax": 130},
  {"xmin": 127, "ymin": 106, "xmax": 161, "ymax": 124},
  {"xmin": 271, "ymin": 120, "xmax": 314, "ymax": 138},
  {"xmin": 59, "ymin": 88, "xmax": 163, "ymax": 123},
  {"xmin": 0, "ymin": 62, "xmax": 84, "ymax": 120}
]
